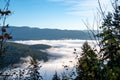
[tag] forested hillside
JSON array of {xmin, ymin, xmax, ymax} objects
[{"xmin": 0, "ymin": 42, "xmax": 51, "ymax": 69}]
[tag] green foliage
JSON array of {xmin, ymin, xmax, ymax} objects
[
  {"xmin": 76, "ymin": 42, "xmax": 100, "ymax": 80},
  {"xmin": 97, "ymin": 0, "xmax": 120, "ymax": 79},
  {"xmin": 74, "ymin": 1, "xmax": 120, "ymax": 80},
  {"xmin": 98, "ymin": 0, "xmax": 120, "ymax": 61}
]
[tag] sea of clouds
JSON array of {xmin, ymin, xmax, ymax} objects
[{"xmin": 14, "ymin": 39, "xmax": 98, "ymax": 80}]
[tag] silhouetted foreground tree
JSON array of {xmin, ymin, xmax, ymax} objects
[
  {"xmin": 0, "ymin": 0, "xmax": 12, "ymax": 66},
  {"xmin": 75, "ymin": 0, "xmax": 120, "ymax": 80},
  {"xmin": 27, "ymin": 57, "xmax": 43, "ymax": 80},
  {"xmin": 75, "ymin": 42, "xmax": 100, "ymax": 80},
  {"xmin": 52, "ymin": 71, "xmax": 60, "ymax": 80},
  {"xmin": 97, "ymin": 0, "xmax": 120, "ymax": 79}
]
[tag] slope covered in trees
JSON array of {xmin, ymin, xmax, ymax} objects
[{"xmin": 0, "ymin": 42, "xmax": 51, "ymax": 69}]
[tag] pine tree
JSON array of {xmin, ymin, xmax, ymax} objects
[
  {"xmin": 75, "ymin": 42, "xmax": 100, "ymax": 80},
  {"xmin": 27, "ymin": 57, "xmax": 42, "ymax": 80},
  {"xmin": 97, "ymin": 0, "xmax": 120, "ymax": 79},
  {"xmin": 52, "ymin": 71, "xmax": 60, "ymax": 80}
]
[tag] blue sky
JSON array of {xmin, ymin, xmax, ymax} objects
[{"xmin": 4, "ymin": 0, "xmax": 110, "ymax": 30}]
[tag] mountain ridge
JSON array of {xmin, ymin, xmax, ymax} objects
[{"xmin": 6, "ymin": 26, "xmax": 94, "ymax": 40}]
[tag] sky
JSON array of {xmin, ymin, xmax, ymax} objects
[{"xmin": 2, "ymin": 0, "xmax": 112, "ymax": 30}]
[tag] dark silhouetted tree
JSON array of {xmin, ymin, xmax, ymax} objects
[
  {"xmin": 52, "ymin": 71, "xmax": 60, "ymax": 80},
  {"xmin": 75, "ymin": 42, "xmax": 100, "ymax": 80},
  {"xmin": 97, "ymin": 0, "xmax": 120, "ymax": 79},
  {"xmin": 0, "ymin": 0, "xmax": 12, "ymax": 66},
  {"xmin": 27, "ymin": 57, "xmax": 42, "ymax": 80}
]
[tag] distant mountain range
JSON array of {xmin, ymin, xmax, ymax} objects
[{"xmin": 6, "ymin": 26, "xmax": 95, "ymax": 40}]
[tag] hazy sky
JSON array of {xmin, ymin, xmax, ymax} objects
[{"xmin": 5, "ymin": 0, "xmax": 111, "ymax": 30}]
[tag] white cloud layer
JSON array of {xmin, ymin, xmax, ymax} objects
[{"xmin": 14, "ymin": 40, "xmax": 99, "ymax": 80}]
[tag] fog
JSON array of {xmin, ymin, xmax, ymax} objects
[{"xmin": 14, "ymin": 40, "xmax": 98, "ymax": 80}]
